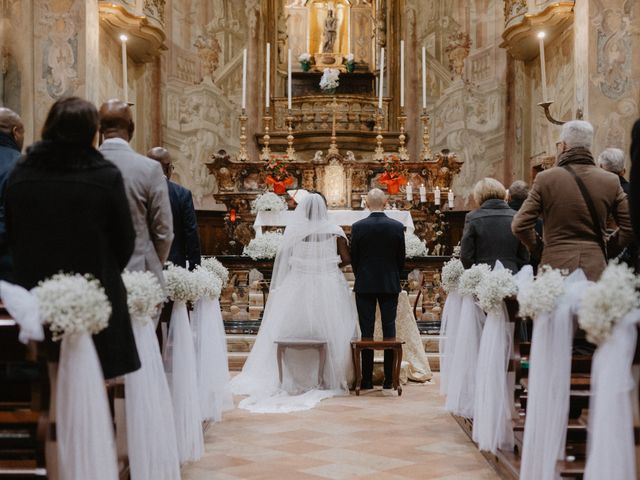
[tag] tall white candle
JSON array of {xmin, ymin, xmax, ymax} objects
[
  {"xmin": 265, "ymin": 43, "xmax": 271, "ymax": 111},
  {"xmin": 406, "ymin": 184, "xmax": 413, "ymax": 201},
  {"xmin": 400, "ymin": 40, "xmax": 405, "ymax": 108},
  {"xmin": 422, "ymin": 46, "xmax": 427, "ymax": 110},
  {"xmin": 434, "ymin": 186, "xmax": 441, "ymax": 206},
  {"xmin": 287, "ymin": 48, "xmax": 292, "ymax": 110},
  {"xmin": 378, "ymin": 47, "xmax": 385, "ymax": 111},
  {"xmin": 241, "ymin": 48, "xmax": 247, "ymax": 110},
  {"xmin": 537, "ymin": 32, "xmax": 548, "ymax": 102},
  {"xmin": 448, "ymin": 189, "xmax": 455, "ymax": 208},
  {"xmin": 419, "ymin": 184, "xmax": 426, "ymax": 203},
  {"xmin": 120, "ymin": 34, "xmax": 128, "ymax": 104}
]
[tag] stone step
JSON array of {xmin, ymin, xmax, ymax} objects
[{"xmin": 226, "ymin": 334, "xmax": 442, "ymax": 353}]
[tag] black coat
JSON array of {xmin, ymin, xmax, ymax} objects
[
  {"xmin": 461, "ymin": 198, "xmax": 529, "ymax": 272},
  {"xmin": 0, "ymin": 133, "xmax": 20, "ymax": 280},
  {"xmin": 351, "ymin": 212, "xmax": 405, "ymax": 294},
  {"xmin": 5, "ymin": 141, "xmax": 139, "ymax": 379},
  {"xmin": 630, "ymin": 119, "xmax": 640, "ymax": 243},
  {"xmin": 167, "ymin": 180, "xmax": 201, "ymax": 270}
]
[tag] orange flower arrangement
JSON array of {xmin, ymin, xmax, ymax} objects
[
  {"xmin": 378, "ymin": 154, "xmax": 408, "ymax": 195},
  {"xmin": 264, "ymin": 155, "xmax": 294, "ymax": 194}
]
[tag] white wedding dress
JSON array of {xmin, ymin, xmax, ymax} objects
[{"xmin": 231, "ymin": 194, "xmax": 358, "ymax": 413}]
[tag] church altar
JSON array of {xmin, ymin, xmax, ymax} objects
[{"xmin": 253, "ymin": 209, "xmax": 415, "ymax": 235}]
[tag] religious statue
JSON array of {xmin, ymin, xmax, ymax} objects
[{"xmin": 322, "ymin": 9, "xmax": 338, "ymax": 53}]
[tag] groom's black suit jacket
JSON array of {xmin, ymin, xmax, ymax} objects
[{"xmin": 351, "ymin": 212, "xmax": 406, "ymax": 294}]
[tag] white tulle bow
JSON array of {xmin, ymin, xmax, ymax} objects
[{"xmin": 0, "ymin": 280, "xmax": 43, "ymax": 343}]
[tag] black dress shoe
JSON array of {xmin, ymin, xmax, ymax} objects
[
  {"xmin": 360, "ymin": 380, "xmax": 373, "ymax": 390},
  {"xmin": 382, "ymin": 382, "xmax": 393, "ymax": 390}
]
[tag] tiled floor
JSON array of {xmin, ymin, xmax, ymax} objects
[{"xmin": 182, "ymin": 375, "xmax": 499, "ymax": 480}]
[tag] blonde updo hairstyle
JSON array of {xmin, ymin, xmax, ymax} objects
[{"xmin": 473, "ymin": 177, "xmax": 507, "ymax": 206}]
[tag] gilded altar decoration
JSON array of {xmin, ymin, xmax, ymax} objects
[
  {"xmin": 425, "ymin": 150, "xmax": 463, "ymax": 190},
  {"xmin": 378, "ymin": 154, "xmax": 408, "ymax": 195},
  {"xmin": 445, "ymin": 32, "xmax": 472, "ymax": 78},
  {"xmin": 264, "ymin": 155, "xmax": 294, "ymax": 194}
]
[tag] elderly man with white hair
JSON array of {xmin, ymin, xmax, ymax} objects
[
  {"xmin": 598, "ymin": 147, "xmax": 629, "ymax": 195},
  {"xmin": 512, "ymin": 120, "xmax": 632, "ymax": 281}
]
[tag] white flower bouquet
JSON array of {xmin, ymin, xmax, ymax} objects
[
  {"xmin": 33, "ymin": 273, "xmax": 111, "ymax": 341},
  {"xmin": 405, "ymin": 232, "xmax": 428, "ymax": 258},
  {"xmin": 346, "ymin": 53, "xmax": 355, "ymax": 63},
  {"xmin": 517, "ymin": 265, "xmax": 565, "ymax": 320},
  {"xmin": 458, "ymin": 264, "xmax": 491, "ymax": 298},
  {"xmin": 578, "ymin": 262, "xmax": 640, "ymax": 345},
  {"xmin": 476, "ymin": 268, "xmax": 517, "ymax": 313},
  {"xmin": 319, "ymin": 68, "xmax": 340, "ymax": 92},
  {"xmin": 200, "ymin": 257, "xmax": 229, "ymax": 286},
  {"xmin": 299, "ymin": 53, "xmax": 311, "ymax": 63},
  {"xmin": 192, "ymin": 266, "xmax": 223, "ymax": 300},
  {"xmin": 441, "ymin": 258, "xmax": 465, "ymax": 292},
  {"xmin": 122, "ymin": 270, "xmax": 165, "ymax": 324},
  {"xmin": 243, "ymin": 231, "xmax": 284, "ymax": 260},
  {"xmin": 251, "ymin": 192, "xmax": 287, "ymax": 214},
  {"xmin": 164, "ymin": 264, "xmax": 202, "ymax": 303}
]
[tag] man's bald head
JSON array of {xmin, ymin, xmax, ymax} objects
[
  {"xmin": 0, "ymin": 108, "xmax": 24, "ymax": 151},
  {"xmin": 366, "ymin": 188, "xmax": 387, "ymax": 211},
  {"xmin": 147, "ymin": 146, "xmax": 173, "ymax": 179},
  {"xmin": 99, "ymin": 99, "xmax": 134, "ymax": 142}
]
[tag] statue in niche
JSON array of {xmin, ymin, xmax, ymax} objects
[{"xmin": 322, "ymin": 9, "xmax": 338, "ymax": 52}]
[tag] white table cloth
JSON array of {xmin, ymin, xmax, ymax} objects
[{"xmin": 254, "ymin": 210, "xmax": 415, "ymax": 236}]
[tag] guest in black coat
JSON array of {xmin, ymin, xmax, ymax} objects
[
  {"xmin": 508, "ymin": 180, "xmax": 541, "ymax": 272},
  {"xmin": 461, "ymin": 178, "xmax": 529, "ymax": 272},
  {"xmin": 351, "ymin": 188, "xmax": 405, "ymax": 391},
  {"xmin": 5, "ymin": 97, "xmax": 139, "ymax": 379},
  {"xmin": 0, "ymin": 108, "xmax": 24, "ymax": 281},
  {"xmin": 147, "ymin": 147, "xmax": 201, "ymax": 269}
]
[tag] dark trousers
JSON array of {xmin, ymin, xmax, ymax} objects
[{"xmin": 355, "ymin": 292, "xmax": 398, "ymax": 385}]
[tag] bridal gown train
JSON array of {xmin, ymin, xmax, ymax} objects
[{"xmin": 231, "ymin": 195, "xmax": 358, "ymax": 413}]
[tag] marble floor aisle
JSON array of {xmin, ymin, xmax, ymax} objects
[{"xmin": 182, "ymin": 375, "xmax": 499, "ymax": 480}]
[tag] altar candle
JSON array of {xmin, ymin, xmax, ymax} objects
[
  {"xmin": 241, "ymin": 48, "xmax": 247, "ymax": 110},
  {"xmin": 434, "ymin": 186, "xmax": 441, "ymax": 206},
  {"xmin": 448, "ymin": 189, "xmax": 455, "ymax": 209},
  {"xmin": 406, "ymin": 184, "xmax": 413, "ymax": 201},
  {"xmin": 287, "ymin": 48, "xmax": 292, "ymax": 110},
  {"xmin": 422, "ymin": 46, "xmax": 427, "ymax": 110},
  {"xmin": 120, "ymin": 34, "xmax": 128, "ymax": 104},
  {"xmin": 400, "ymin": 40, "xmax": 405, "ymax": 108},
  {"xmin": 378, "ymin": 47, "xmax": 385, "ymax": 111},
  {"xmin": 537, "ymin": 32, "xmax": 548, "ymax": 102},
  {"xmin": 265, "ymin": 43, "xmax": 271, "ymax": 111},
  {"xmin": 419, "ymin": 184, "xmax": 426, "ymax": 203}
]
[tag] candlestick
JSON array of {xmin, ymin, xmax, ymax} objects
[
  {"xmin": 287, "ymin": 48, "xmax": 292, "ymax": 110},
  {"xmin": 422, "ymin": 46, "xmax": 427, "ymax": 110},
  {"xmin": 448, "ymin": 189, "xmax": 455, "ymax": 209},
  {"xmin": 237, "ymin": 109, "xmax": 249, "ymax": 162},
  {"xmin": 419, "ymin": 184, "xmax": 427, "ymax": 203},
  {"xmin": 260, "ymin": 115, "xmax": 272, "ymax": 161},
  {"xmin": 406, "ymin": 184, "xmax": 413, "ymax": 202},
  {"xmin": 400, "ymin": 40, "xmax": 405, "ymax": 108},
  {"xmin": 328, "ymin": 96, "xmax": 339, "ymax": 155},
  {"xmin": 373, "ymin": 110, "xmax": 384, "ymax": 161},
  {"xmin": 286, "ymin": 111, "xmax": 296, "ymax": 161},
  {"xmin": 420, "ymin": 110, "xmax": 432, "ymax": 161},
  {"xmin": 265, "ymin": 43, "xmax": 271, "ymax": 111},
  {"xmin": 120, "ymin": 34, "xmax": 128, "ymax": 104},
  {"xmin": 537, "ymin": 32, "xmax": 548, "ymax": 103},
  {"xmin": 434, "ymin": 186, "xmax": 441, "ymax": 206},
  {"xmin": 241, "ymin": 48, "xmax": 247, "ymax": 110},
  {"xmin": 378, "ymin": 47, "xmax": 385, "ymax": 111},
  {"xmin": 397, "ymin": 110, "xmax": 408, "ymax": 161}
]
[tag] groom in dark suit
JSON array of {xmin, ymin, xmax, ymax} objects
[{"xmin": 351, "ymin": 188, "xmax": 406, "ymax": 390}]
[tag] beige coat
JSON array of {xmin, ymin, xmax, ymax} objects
[{"xmin": 512, "ymin": 149, "xmax": 632, "ymax": 281}]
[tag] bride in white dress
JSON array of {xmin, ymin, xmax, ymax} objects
[{"xmin": 231, "ymin": 193, "xmax": 358, "ymax": 413}]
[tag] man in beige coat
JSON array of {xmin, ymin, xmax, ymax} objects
[
  {"xmin": 512, "ymin": 120, "xmax": 632, "ymax": 281},
  {"xmin": 99, "ymin": 100, "xmax": 173, "ymax": 287}
]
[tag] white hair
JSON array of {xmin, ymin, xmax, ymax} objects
[
  {"xmin": 366, "ymin": 188, "xmax": 387, "ymax": 210},
  {"xmin": 560, "ymin": 120, "xmax": 594, "ymax": 149},
  {"xmin": 598, "ymin": 147, "xmax": 625, "ymax": 174}
]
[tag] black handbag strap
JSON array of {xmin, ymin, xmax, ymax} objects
[{"xmin": 563, "ymin": 165, "xmax": 607, "ymax": 258}]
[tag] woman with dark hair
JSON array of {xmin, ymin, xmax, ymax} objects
[{"xmin": 5, "ymin": 96, "xmax": 140, "ymax": 379}]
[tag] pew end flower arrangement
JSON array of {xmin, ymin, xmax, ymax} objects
[
  {"xmin": 404, "ymin": 232, "xmax": 428, "ymax": 258},
  {"xmin": 476, "ymin": 268, "xmax": 517, "ymax": 314},
  {"xmin": 379, "ymin": 154, "xmax": 408, "ymax": 195},
  {"xmin": 243, "ymin": 231, "xmax": 284, "ymax": 260},
  {"xmin": 458, "ymin": 263, "xmax": 491, "ymax": 299},
  {"xmin": 122, "ymin": 270, "xmax": 166, "ymax": 324},
  {"xmin": 193, "ymin": 266, "xmax": 223, "ymax": 300},
  {"xmin": 517, "ymin": 265, "xmax": 566, "ymax": 320},
  {"xmin": 264, "ymin": 155, "xmax": 294, "ymax": 195},
  {"xmin": 200, "ymin": 257, "xmax": 230, "ymax": 286},
  {"xmin": 441, "ymin": 258, "xmax": 465, "ymax": 293}
]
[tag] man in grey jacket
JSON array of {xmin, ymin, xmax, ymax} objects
[{"xmin": 99, "ymin": 100, "xmax": 173, "ymax": 287}]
